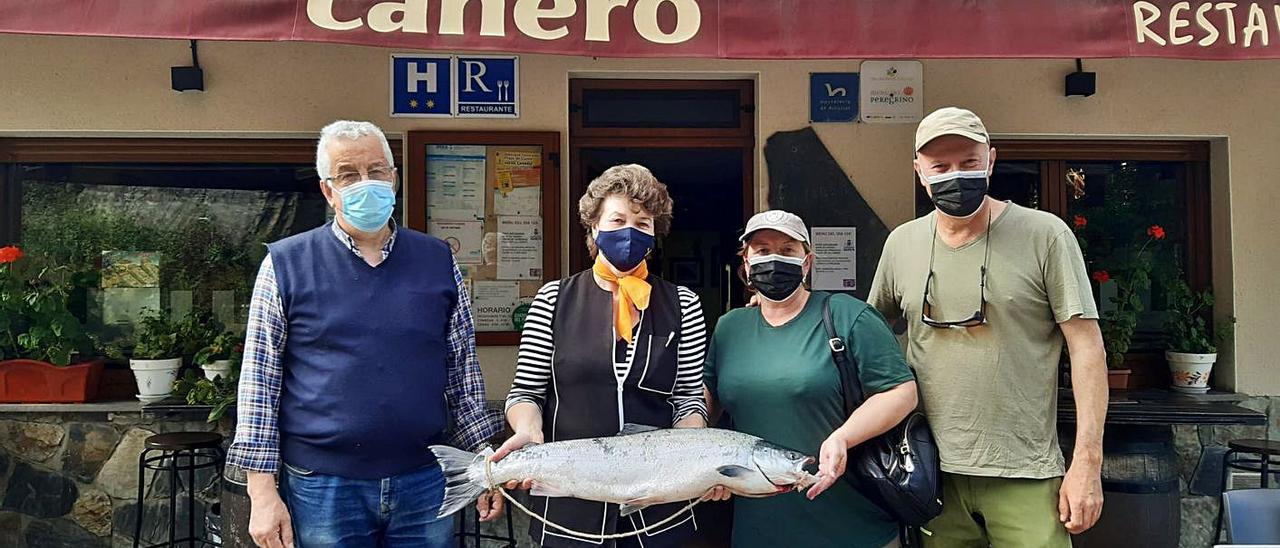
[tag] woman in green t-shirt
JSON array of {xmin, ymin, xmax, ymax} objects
[{"xmin": 704, "ymin": 210, "xmax": 919, "ymax": 548}]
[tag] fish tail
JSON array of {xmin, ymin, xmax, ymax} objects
[{"xmin": 430, "ymin": 445, "xmax": 493, "ymax": 518}]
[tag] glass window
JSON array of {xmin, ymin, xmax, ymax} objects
[
  {"xmin": 581, "ymin": 88, "xmax": 743, "ymax": 129},
  {"xmin": 16, "ymin": 163, "xmax": 326, "ymax": 344},
  {"xmin": 1065, "ymin": 161, "xmax": 1189, "ymax": 349}
]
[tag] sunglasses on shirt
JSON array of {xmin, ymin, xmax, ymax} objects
[{"xmin": 920, "ymin": 213, "xmax": 992, "ymax": 329}]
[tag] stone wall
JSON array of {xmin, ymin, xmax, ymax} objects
[
  {"xmin": 1174, "ymin": 395, "xmax": 1280, "ymax": 547},
  {"xmin": 0, "ymin": 410, "xmax": 232, "ymax": 548}
]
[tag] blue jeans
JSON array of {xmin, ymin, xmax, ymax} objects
[{"xmin": 280, "ymin": 462, "xmax": 456, "ymax": 548}]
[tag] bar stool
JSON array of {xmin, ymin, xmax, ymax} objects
[
  {"xmin": 455, "ymin": 500, "xmax": 517, "ymax": 548},
  {"xmin": 134, "ymin": 432, "xmax": 226, "ymax": 548},
  {"xmin": 1214, "ymin": 438, "xmax": 1280, "ymax": 542}
]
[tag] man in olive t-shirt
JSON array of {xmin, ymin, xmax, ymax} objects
[{"xmin": 868, "ymin": 107, "xmax": 1109, "ymax": 547}]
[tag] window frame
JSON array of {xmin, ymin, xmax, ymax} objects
[{"xmin": 0, "ymin": 137, "xmax": 404, "ymax": 245}]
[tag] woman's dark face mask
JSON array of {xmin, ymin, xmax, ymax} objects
[{"xmin": 747, "ymin": 254, "xmax": 806, "ymax": 302}]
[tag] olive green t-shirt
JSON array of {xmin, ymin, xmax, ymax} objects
[
  {"xmin": 704, "ymin": 292, "xmax": 914, "ymax": 548},
  {"xmin": 868, "ymin": 203, "xmax": 1097, "ymax": 479}
]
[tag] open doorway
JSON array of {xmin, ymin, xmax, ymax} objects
[{"xmin": 569, "ymin": 79, "xmax": 755, "ymax": 329}]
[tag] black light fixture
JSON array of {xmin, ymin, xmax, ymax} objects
[
  {"xmin": 1065, "ymin": 58, "xmax": 1095, "ymax": 97},
  {"xmin": 171, "ymin": 40, "xmax": 205, "ymax": 92}
]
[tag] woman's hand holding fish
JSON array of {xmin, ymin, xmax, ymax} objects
[
  {"xmin": 805, "ymin": 430, "xmax": 851, "ymax": 500},
  {"xmin": 478, "ymin": 430, "xmax": 543, "ymax": 521},
  {"xmin": 702, "ymin": 485, "xmax": 732, "ymax": 501}
]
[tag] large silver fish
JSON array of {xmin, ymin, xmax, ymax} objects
[{"xmin": 432, "ymin": 424, "xmax": 818, "ymax": 518}]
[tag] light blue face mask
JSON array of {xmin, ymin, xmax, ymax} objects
[{"xmin": 330, "ymin": 180, "xmax": 396, "ymax": 233}]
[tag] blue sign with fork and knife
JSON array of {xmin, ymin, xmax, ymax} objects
[{"xmin": 455, "ymin": 55, "xmax": 519, "ymax": 118}]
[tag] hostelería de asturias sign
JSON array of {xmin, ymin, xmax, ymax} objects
[{"xmin": 2, "ymin": 0, "xmax": 1280, "ymax": 59}]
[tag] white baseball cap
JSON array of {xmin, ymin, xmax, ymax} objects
[
  {"xmin": 741, "ymin": 210, "xmax": 810, "ymax": 244},
  {"xmin": 915, "ymin": 107, "xmax": 989, "ymax": 152}
]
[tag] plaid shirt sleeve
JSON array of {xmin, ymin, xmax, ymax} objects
[
  {"xmin": 225, "ymin": 255, "xmax": 287, "ymax": 474},
  {"xmin": 444, "ymin": 258, "xmax": 502, "ymax": 451}
]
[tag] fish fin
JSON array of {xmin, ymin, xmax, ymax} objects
[
  {"xmin": 716, "ymin": 465, "xmax": 754, "ymax": 478},
  {"xmin": 429, "ymin": 445, "xmax": 486, "ymax": 518},
  {"xmin": 618, "ymin": 497, "xmax": 661, "ymax": 516},
  {"xmin": 618, "ymin": 423, "xmax": 661, "ymax": 436},
  {"xmin": 530, "ymin": 482, "xmax": 572, "ymax": 498}
]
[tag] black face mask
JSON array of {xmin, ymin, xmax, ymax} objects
[
  {"xmin": 927, "ymin": 171, "xmax": 989, "ymax": 218},
  {"xmin": 747, "ymin": 255, "xmax": 806, "ymax": 302}
]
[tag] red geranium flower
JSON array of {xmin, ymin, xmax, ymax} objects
[
  {"xmin": 0, "ymin": 246, "xmax": 22, "ymax": 264},
  {"xmin": 1147, "ymin": 225, "xmax": 1166, "ymax": 240},
  {"xmin": 1091, "ymin": 270, "xmax": 1111, "ymax": 284},
  {"xmin": 1072, "ymin": 215, "xmax": 1087, "ymax": 230}
]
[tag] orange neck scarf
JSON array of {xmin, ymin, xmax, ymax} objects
[{"xmin": 592, "ymin": 256, "xmax": 651, "ymax": 343}]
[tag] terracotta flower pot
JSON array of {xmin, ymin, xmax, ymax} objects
[
  {"xmin": 1107, "ymin": 368, "xmax": 1133, "ymax": 390},
  {"xmin": 0, "ymin": 358, "xmax": 105, "ymax": 403}
]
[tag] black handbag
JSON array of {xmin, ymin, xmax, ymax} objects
[{"xmin": 819, "ymin": 292, "xmax": 943, "ymax": 528}]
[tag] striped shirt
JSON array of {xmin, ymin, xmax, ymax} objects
[
  {"xmin": 505, "ymin": 279, "xmax": 709, "ymax": 424},
  {"xmin": 226, "ymin": 221, "xmax": 500, "ymax": 475}
]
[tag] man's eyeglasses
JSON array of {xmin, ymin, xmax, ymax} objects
[
  {"xmin": 920, "ymin": 212, "xmax": 992, "ymax": 329},
  {"xmin": 324, "ymin": 166, "xmax": 397, "ymax": 188}
]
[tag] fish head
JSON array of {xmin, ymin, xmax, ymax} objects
[{"xmin": 750, "ymin": 441, "xmax": 817, "ymax": 492}]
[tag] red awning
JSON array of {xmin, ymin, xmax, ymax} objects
[{"xmin": 2, "ymin": 0, "xmax": 1279, "ymax": 60}]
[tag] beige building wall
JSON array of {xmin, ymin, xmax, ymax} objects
[{"xmin": 1, "ymin": 35, "xmax": 1276, "ymax": 395}]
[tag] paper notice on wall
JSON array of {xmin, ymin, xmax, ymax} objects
[
  {"xmin": 493, "ymin": 150, "xmax": 542, "ymax": 216},
  {"xmin": 472, "ymin": 281, "xmax": 521, "ymax": 331},
  {"xmin": 497, "ymin": 216, "xmax": 542, "ymax": 280},
  {"xmin": 426, "ymin": 145, "xmax": 487, "ymax": 221},
  {"xmin": 811, "ymin": 227, "xmax": 857, "ymax": 291},
  {"xmin": 429, "ymin": 220, "xmax": 483, "ymax": 264}
]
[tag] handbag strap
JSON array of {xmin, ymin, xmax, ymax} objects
[{"xmin": 819, "ymin": 292, "xmax": 867, "ymax": 412}]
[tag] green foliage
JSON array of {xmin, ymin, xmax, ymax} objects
[
  {"xmin": 1099, "ymin": 248, "xmax": 1153, "ymax": 369},
  {"xmin": 106, "ymin": 309, "xmax": 183, "ymax": 360},
  {"xmin": 171, "ymin": 368, "xmax": 238, "ymax": 423},
  {"xmin": 21, "ymin": 184, "xmax": 256, "ymax": 317},
  {"xmin": 1164, "ymin": 277, "xmax": 1233, "ymax": 354},
  {"xmin": 174, "ymin": 311, "xmax": 224, "ymax": 363},
  {"xmin": 0, "ymin": 253, "xmax": 95, "ymax": 365},
  {"xmin": 194, "ymin": 331, "xmax": 241, "ymax": 366}
]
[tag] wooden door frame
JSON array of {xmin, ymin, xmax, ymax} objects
[{"xmin": 568, "ymin": 79, "xmax": 756, "ymax": 273}]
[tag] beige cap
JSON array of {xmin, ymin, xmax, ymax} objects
[
  {"xmin": 741, "ymin": 210, "xmax": 809, "ymax": 244},
  {"xmin": 915, "ymin": 107, "xmax": 989, "ymax": 152}
]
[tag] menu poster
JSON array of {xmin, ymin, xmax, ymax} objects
[
  {"xmin": 811, "ymin": 227, "xmax": 858, "ymax": 291},
  {"xmin": 472, "ymin": 281, "xmax": 521, "ymax": 332},
  {"xmin": 497, "ymin": 216, "xmax": 542, "ymax": 280},
  {"xmin": 426, "ymin": 145, "xmax": 487, "ymax": 221}
]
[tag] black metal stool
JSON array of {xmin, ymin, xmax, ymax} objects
[
  {"xmin": 134, "ymin": 432, "xmax": 225, "ymax": 548},
  {"xmin": 1214, "ymin": 438, "xmax": 1280, "ymax": 542},
  {"xmin": 454, "ymin": 499, "xmax": 517, "ymax": 547}
]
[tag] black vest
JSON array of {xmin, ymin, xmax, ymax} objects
[{"xmin": 531, "ymin": 270, "xmax": 696, "ymax": 547}]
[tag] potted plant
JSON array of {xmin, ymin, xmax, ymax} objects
[
  {"xmin": 1164, "ymin": 278, "xmax": 1233, "ymax": 393},
  {"xmin": 172, "ymin": 362, "xmax": 239, "ymax": 423},
  {"xmin": 195, "ymin": 332, "xmax": 240, "ymax": 381},
  {"xmin": 110, "ymin": 310, "xmax": 184, "ymax": 404},
  {"xmin": 0, "ymin": 245, "xmax": 104, "ymax": 403},
  {"xmin": 1090, "ymin": 225, "xmax": 1166, "ymax": 389}
]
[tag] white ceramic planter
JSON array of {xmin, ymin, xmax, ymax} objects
[
  {"xmin": 1166, "ymin": 351, "xmax": 1217, "ymax": 393},
  {"xmin": 130, "ymin": 358, "xmax": 182, "ymax": 402},
  {"xmin": 202, "ymin": 360, "xmax": 233, "ymax": 381}
]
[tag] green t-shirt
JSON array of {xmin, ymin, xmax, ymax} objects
[
  {"xmin": 868, "ymin": 203, "xmax": 1098, "ymax": 479},
  {"xmin": 705, "ymin": 292, "xmax": 914, "ymax": 548}
]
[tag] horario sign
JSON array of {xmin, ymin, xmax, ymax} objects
[{"xmin": 2, "ymin": 0, "xmax": 1279, "ymax": 59}]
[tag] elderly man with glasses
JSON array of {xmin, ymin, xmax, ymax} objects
[
  {"xmin": 227, "ymin": 120, "xmax": 500, "ymax": 548},
  {"xmin": 868, "ymin": 107, "xmax": 1108, "ymax": 547}
]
